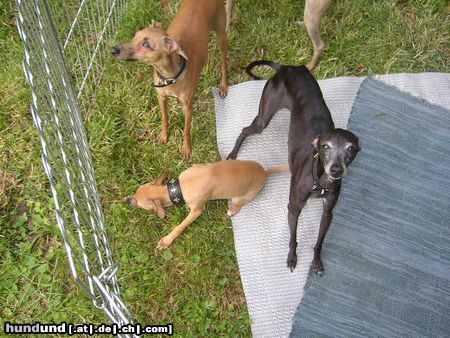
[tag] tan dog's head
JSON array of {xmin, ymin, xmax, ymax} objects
[
  {"xmin": 125, "ymin": 171, "xmax": 170, "ymax": 219},
  {"xmin": 111, "ymin": 21, "xmax": 187, "ymax": 65}
]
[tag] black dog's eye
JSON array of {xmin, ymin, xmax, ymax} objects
[
  {"xmin": 348, "ymin": 145, "xmax": 359, "ymax": 153},
  {"xmin": 142, "ymin": 40, "xmax": 150, "ymax": 48}
]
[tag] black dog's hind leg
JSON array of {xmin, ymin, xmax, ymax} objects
[
  {"xmin": 227, "ymin": 82, "xmax": 285, "ymax": 159},
  {"xmin": 312, "ymin": 190, "xmax": 340, "ymax": 275}
]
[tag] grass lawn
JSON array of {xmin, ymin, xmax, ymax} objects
[{"xmin": 0, "ymin": 0, "xmax": 448, "ymax": 336}]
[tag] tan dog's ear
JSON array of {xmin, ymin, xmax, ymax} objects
[
  {"xmin": 150, "ymin": 20, "xmax": 163, "ymax": 28},
  {"xmin": 154, "ymin": 171, "xmax": 170, "ymax": 185},
  {"xmin": 152, "ymin": 199, "xmax": 166, "ymax": 219},
  {"xmin": 162, "ymin": 36, "xmax": 188, "ymax": 60}
]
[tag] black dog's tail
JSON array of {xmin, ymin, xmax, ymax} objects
[{"xmin": 246, "ymin": 60, "xmax": 282, "ymax": 80}]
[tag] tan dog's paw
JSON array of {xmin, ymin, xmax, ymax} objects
[
  {"xmin": 181, "ymin": 143, "xmax": 191, "ymax": 159},
  {"xmin": 158, "ymin": 131, "xmax": 168, "ymax": 144},
  {"xmin": 226, "ymin": 209, "xmax": 237, "ymax": 217},
  {"xmin": 306, "ymin": 62, "xmax": 316, "ymax": 71},
  {"xmin": 227, "ymin": 204, "xmax": 242, "ymax": 217},
  {"xmin": 219, "ymin": 83, "xmax": 228, "ymax": 98},
  {"xmin": 157, "ymin": 236, "xmax": 172, "ymax": 251}
]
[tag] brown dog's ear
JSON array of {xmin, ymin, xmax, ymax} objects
[
  {"xmin": 154, "ymin": 171, "xmax": 170, "ymax": 185},
  {"xmin": 152, "ymin": 199, "xmax": 166, "ymax": 219},
  {"xmin": 162, "ymin": 36, "xmax": 188, "ymax": 60}
]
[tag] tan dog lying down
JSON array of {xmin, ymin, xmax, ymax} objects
[{"xmin": 126, "ymin": 160, "xmax": 288, "ymax": 250}]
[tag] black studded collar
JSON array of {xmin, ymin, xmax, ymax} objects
[{"xmin": 167, "ymin": 178, "xmax": 185, "ymax": 206}]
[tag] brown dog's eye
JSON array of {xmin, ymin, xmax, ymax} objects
[{"xmin": 142, "ymin": 40, "xmax": 150, "ymax": 48}]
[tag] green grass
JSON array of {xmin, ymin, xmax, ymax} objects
[{"xmin": 1, "ymin": 0, "xmax": 449, "ymax": 336}]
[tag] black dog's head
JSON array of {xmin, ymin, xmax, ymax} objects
[{"xmin": 313, "ymin": 129, "xmax": 361, "ymax": 180}]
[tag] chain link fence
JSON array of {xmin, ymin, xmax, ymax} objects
[{"xmin": 15, "ymin": 0, "xmax": 136, "ymax": 335}]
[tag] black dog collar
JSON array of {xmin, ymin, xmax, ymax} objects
[
  {"xmin": 311, "ymin": 151, "xmax": 320, "ymax": 192},
  {"xmin": 167, "ymin": 178, "xmax": 185, "ymax": 206},
  {"xmin": 154, "ymin": 57, "xmax": 187, "ymax": 88}
]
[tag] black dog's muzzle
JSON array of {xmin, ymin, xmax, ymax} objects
[{"xmin": 311, "ymin": 151, "xmax": 342, "ymax": 195}]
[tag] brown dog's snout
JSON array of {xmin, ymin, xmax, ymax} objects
[
  {"xmin": 124, "ymin": 196, "xmax": 136, "ymax": 207},
  {"xmin": 111, "ymin": 46, "xmax": 121, "ymax": 56}
]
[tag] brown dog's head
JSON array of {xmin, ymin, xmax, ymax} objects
[
  {"xmin": 125, "ymin": 171, "xmax": 170, "ymax": 219},
  {"xmin": 111, "ymin": 21, "xmax": 187, "ymax": 65}
]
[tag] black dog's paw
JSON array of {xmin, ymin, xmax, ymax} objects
[
  {"xmin": 287, "ymin": 251, "xmax": 297, "ymax": 272},
  {"xmin": 312, "ymin": 258, "xmax": 324, "ymax": 276},
  {"xmin": 226, "ymin": 152, "xmax": 236, "ymax": 160}
]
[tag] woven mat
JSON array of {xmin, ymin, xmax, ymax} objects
[{"xmin": 212, "ymin": 73, "xmax": 450, "ymax": 338}]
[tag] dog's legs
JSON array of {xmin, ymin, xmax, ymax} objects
[
  {"xmin": 225, "ymin": 0, "xmax": 235, "ymax": 32},
  {"xmin": 179, "ymin": 93, "xmax": 194, "ymax": 159},
  {"xmin": 304, "ymin": 16, "xmax": 324, "ymax": 71},
  {"xmin": 157, "ymin": 93, "xmax": 169, "ymax": 143},
  {"xmin": 287, "ymin": 175, "xmax": 309, "ymax": 271},
  {"xmin": 302, "ymin": 0, "xmax": 332, "ymax": 70},
  {"xmin": 312, "ymin": 192, "xmax": 339, "ymax": 275},
  {"xmin": 157, "ymin": 205, "xmax": 205, "ymax": 250},
  {"xmin": 227, "ymin": 85, "xmax": 281, "ymax": 159},
  {"xmin": 215, "ymin": 3, "xmax": 229, "ymax": 97}
]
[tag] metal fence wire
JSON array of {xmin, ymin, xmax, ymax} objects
[{"xmin": 15, "ymin": 0, "xmax": 136, "ymax": 335}]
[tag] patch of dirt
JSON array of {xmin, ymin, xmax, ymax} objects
[{"xmin": 0, "ymin": 171, "xmax": 17, "ymax": 208}]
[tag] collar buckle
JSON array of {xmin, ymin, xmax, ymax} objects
[{"xmin": 154, "ymin": 57, "xmax": 187, "ymax": 88}]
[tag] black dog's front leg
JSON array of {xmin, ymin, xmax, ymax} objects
[
  {"xmin": 287, "ymin": 208, "xmax": 303, "ymax": 271},
  {"xmin": 287, "ymin": 175, "xmax": 309, "ymax": 271},
  {"xmin": 312, "ymin": 191, "xmax": 339, "ymax": 275}
]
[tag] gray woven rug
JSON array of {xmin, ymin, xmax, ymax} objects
[
  {"xmin": 213, "ymin": 73, "xmax": 450, "ymax": 338},
  {"xmin": 290, "ymin": 77, "xmax": 450, "ymax": 337}
]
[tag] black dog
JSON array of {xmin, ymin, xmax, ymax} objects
[{"xmin": 227, "ymin": 60, "xmax": 361, "ymax": 274}]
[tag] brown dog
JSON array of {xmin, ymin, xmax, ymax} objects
[
  {"xmin": 112, "ymin": 0, "xmax": 228, "ymax": 158},
  {"xmin": 125, "ymin": 160, "xmax": 288, "ymax": 250}
]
